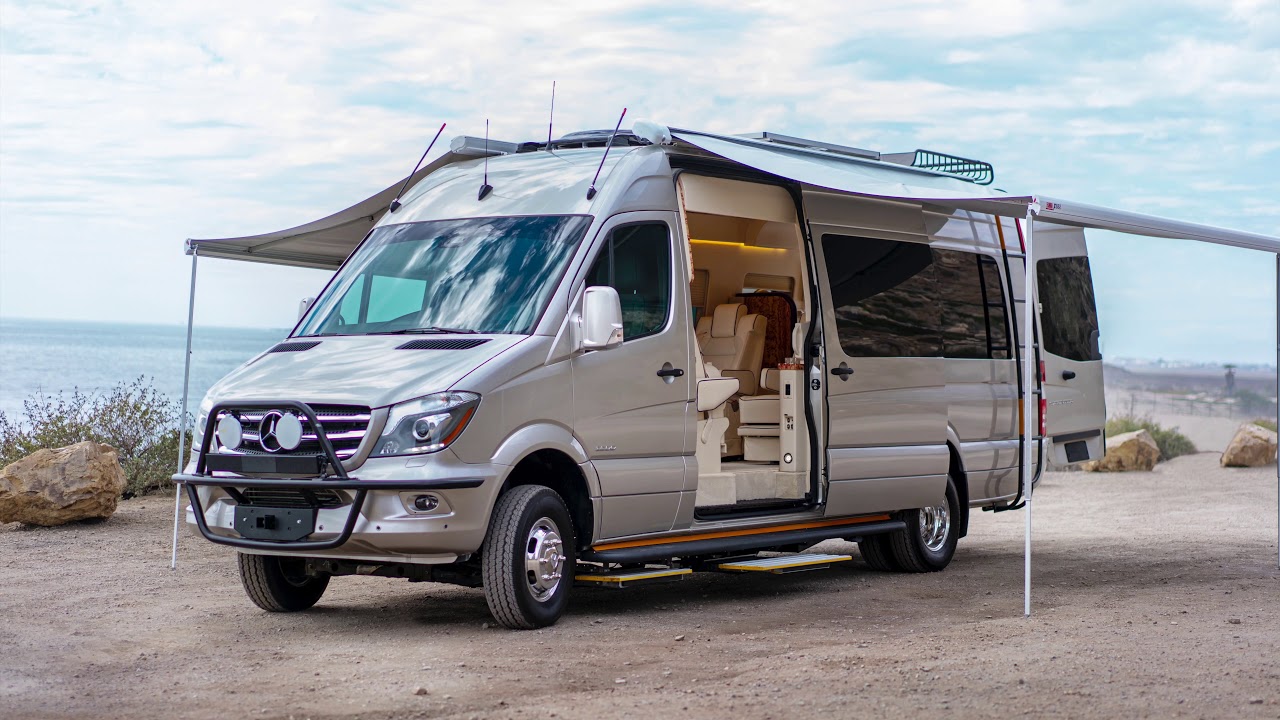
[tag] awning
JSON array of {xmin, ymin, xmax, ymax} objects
[
  {"xmin": 185, "ymin": 152, "xmax": 466, "ymax": 269},
  {"xmin": 671, "ymin": 129, "xmax": 1280, "ymax": 253}
]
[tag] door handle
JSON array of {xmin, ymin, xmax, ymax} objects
[
  {"xmin": 831, "ymin": 363, "xmax": 854, "ymax": 381},
  {"xmin": 656, "ymin": 366, "xmax": 685, "ymax": 378},
  {"xmin": 1061, "ymin": 370, "xmax": 1077, "ymax": 380}
]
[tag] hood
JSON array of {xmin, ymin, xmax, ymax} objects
[{"xmin": 206, "ymin": 334, "xmax": 526, "ymax": 409}]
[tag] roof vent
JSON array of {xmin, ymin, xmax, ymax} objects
[
  {"xmin": 396, "ymin": 338, "xmax": 491, "ymax": 351},
  {"xmin": 881, "ymin": 149, "xmax": 994, "ymax": 185},
  {"xmin": 268, "ymin": 341, "xmax": 321, "ymax": 353}
]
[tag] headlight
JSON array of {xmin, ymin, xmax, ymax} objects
[{"xmin": 373, "ymin": 392, "xmax": 480, "ymax": 457}]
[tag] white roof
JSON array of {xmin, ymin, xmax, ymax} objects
[{"xmin": 186, "ymin": 125, "xmax": 1280, "ymax": 268}]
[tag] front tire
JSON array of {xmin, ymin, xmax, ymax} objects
[
  {"xmin": 481, "ymin": 485, "xmax": 576, "ymax": 629},
  {"xmin": 237, "ymin": 553, "xmax": 330, "ymax": 612},
  {"xmin": 888, "ymin": 476, "xmax": 961, "ymax": 572}
]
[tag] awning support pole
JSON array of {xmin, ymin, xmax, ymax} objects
[
  {"xmin": 1275, "ymin": 253, "xmax": 1279, "ymax": 570},
  {"xmin": 1023, "ymin": 203, "xmax": 1039, "ymax": 617},
  {"xmin": 171, "ymin": 246, "xmax": 199, "ymax": 571}
]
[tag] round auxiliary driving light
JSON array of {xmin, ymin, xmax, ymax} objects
[
  {"xmin": 783, "ymin": 453, "xmax": 794, "ymax": 465},
  {"xmin": 275, "ymin": 413, "xmax": 304, "ymax": 451},
  {"xmin": 216, "ymin": 414, "xmax": 243, "ymax": 450}
]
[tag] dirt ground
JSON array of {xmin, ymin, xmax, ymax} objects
[{"xmin": 2, "ymin": 452, "xmax": 1278, "ymax": 720}]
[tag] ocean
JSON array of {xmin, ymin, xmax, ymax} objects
[{"xmin": 0, "ymin": 317, "xmax": 289, "ymax": 419}]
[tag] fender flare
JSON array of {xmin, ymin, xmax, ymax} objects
[{"xmin": 491, "ymin": 423, "xmax": 599, "ymax": 497}]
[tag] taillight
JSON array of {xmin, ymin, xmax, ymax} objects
[
  {"xmin": 1039, "ymin": 397, "xmax": 1047, "ymax": 438},
  {"xmin": 1039, "ymin": 360, "xmax": 1046, "ymax": 382}
]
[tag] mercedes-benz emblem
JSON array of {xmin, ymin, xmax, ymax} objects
[{"xmin": 258, "ymin": 410, "xmax": 303, "ymax": 452}]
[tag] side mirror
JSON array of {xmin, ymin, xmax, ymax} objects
[
  {"xmin": 581, "ymin": 286, "xmax": 624, "ymax": 350},
  {"xmin": 298, "ymin": 297, "xmax": 315, "ymax": 321}
]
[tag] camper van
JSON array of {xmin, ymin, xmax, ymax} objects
[{"xmin": 178, "ymin": 124, "xmax": 1105, "ymax": 628}]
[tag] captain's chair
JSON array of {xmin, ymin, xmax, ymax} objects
[{"xmin": 697, "ymin": 303, "xmax": 766, "ymax": 395}]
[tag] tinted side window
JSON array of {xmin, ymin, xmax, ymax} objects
[
  {"xmin": 932, "ymin": 249, "xmax": 1011, "ymax": 360},
  {"xmin": 821, "ymin": 234, "xmax": 940, "ymax": 357},
  {"xmin": 1037, "ymin": 256, "xmax": 1101, "ymax": 362},
  {"xmin": 933, "ymin": 248, "xmax": 988, "ymax": 359},
  {"xmin": 586, "ymin": 223, "xmax": 671, "ymax": 340}
]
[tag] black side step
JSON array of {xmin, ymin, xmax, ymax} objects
[{"xmin": 582, "ymin": 519, "xmax": 906, "ymax": 565}]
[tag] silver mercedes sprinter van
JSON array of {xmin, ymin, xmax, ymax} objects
[{"xmin": 178, "ymin": 125, "xmax": 1105, "ymax": 628}]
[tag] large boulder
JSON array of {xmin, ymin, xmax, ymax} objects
[
  {"xmin": 1082, "ymin": 429, "xmax": 1160, "ymax": 472},
  {"xmin": 1221, "ymin": 423, "xmax": 1278, "ymax": 468},
  {"xmin": 0, "ymin": 442, "xmax": 126, "ymax": 526}
]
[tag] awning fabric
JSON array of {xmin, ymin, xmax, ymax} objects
[
  {"xmin": 670, "ymin": 129, "xmax": 1280, "ymax": 253},
  {"xmin": 185, "ymin": 152, "xmax": 466, "ymax": 269}
]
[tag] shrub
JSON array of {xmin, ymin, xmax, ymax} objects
[
  {"xmin": 1233, "ymin": 389, "xmax": 1276, "ymax": 416},
  {"xmin": 1104, "ymin": 415, "xmax": 1197, "ymax": 461},
  {"xmin": 0, "ymin": 377, "xmax": 191, "ymax": 498},
  {"xmin": 1253, "ymin": 418, "xmax": 1278, "ymax": 432}
]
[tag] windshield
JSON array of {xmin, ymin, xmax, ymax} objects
[{"xmin": 295, "ymin": 215, "xmax": 591, "ymax": 337}]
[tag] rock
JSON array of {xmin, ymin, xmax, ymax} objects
[
  {"xmin": 413, "ymin": 686, "xmax": 429, "ymax": 696},
  {"xmin": 1081, "ymin": 429, "xmax": 1160, "ymax": 472},
  {"xmin": 1220, "ymin": 423, "xmax": 1278, "ymax": 468},
  {"xmin": 0, "ymin": 442, "xmax": 126, "ymax": 526}
]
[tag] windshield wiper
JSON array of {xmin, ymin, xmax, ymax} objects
[{"xmin": 370, "ymin": 326, "xmax": 479, "ymax": 335}]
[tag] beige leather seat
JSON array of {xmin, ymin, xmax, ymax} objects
[{"xmin": 696, "ymin": 303, "xmax": 766, "ymax": 395}]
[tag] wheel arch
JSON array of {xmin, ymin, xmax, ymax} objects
[{"xmin": 499, "ymin": 448, "xmax": 597, "ymax": 550}]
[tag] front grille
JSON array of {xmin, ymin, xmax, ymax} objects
[
  {"xmin": 240, "ymin": 487, "xmax": 346, "ymax": 509},
  {"xmin": 215, "ymin": 404, "xmax": 371, "ymax": 461}
]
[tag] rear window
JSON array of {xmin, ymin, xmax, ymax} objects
[{"xmin": 1037, "ymin": 256, "xmax": 1101, "ymax": 362}]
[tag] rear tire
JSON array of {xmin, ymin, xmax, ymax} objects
[
  {"xmin": 888, "ymin": 476, "xmax": 961, "ymax": 573},
  {"xmin": 237, "ymin": 553, "xmax": 329, "ymax": 612},
  {"xmin": 857, "ymin": 534, "xmax": 900, "ymax": 571},
  {"xmin": 482, "ymin": 485, "xmax": 576, "ymax": 629}
]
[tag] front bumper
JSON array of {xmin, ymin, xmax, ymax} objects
[{"xmin": 174, "ymin": 400, "xmax": 502, "ymax": 560}]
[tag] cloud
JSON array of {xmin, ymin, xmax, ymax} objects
[{"xmin": 0, "ymin": 0, "xmax": 1277, "ymax": 363}]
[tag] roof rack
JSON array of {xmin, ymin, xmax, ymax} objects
[{"xmin": 881, "ymin": 149, "xmax": 995, "ymax": 185}]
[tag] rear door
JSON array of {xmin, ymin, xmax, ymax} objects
[{"xmin": 1033, "ymin": 224, "xmax": 1106, "ymax": 465}]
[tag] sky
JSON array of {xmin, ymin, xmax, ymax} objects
[{"xmin": 1, "ymin": 0, "xmax": 1278, "ymax": 365}]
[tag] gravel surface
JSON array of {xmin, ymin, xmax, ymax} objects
[{"xmin": 2, "ymin": 453, "xmax": 1278, "ymax": 719}]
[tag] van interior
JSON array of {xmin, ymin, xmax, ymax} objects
[{"xmin": 680, "ymin": 175, "xmax": 813, "ymax": 513}]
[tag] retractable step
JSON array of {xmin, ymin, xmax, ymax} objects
[
  {"xmin": 717, "ymin": 553, "xmax": 851, "ymax": 574},
  {"xmin": 575, "ymin": 567, "xmax": 692, "ymax": 588}
]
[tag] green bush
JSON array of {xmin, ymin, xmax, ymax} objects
[
  {"xmin": 0, "ymin": 377, "xmax": 191, "ymax": 498},
  {"xmin": 1104, "ymin": 415, "xmax": 1197, "ymax": 461},
  {"xmin": 1253, "ymin": 418, "xmax": 1278, "ymax": 432},
  {"xmin": 1233, "ymin": 389, "xmax": 1276, "ymax": 416}
]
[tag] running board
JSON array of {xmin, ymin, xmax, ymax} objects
[
  {"xmin": 718, "ymin": 553, "xmax": 851, "ymax": 574},
  {"xmin": 581, "ymin": 518, "xmax": 905, "ymax": 564},
  {"xmin": 575, "ymin": 567, "xmax": 692, "ymax": 588}
]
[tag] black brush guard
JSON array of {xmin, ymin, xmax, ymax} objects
[{"xmin": 172, "ymin": 400, "xmax": 481, "ymax": 551}]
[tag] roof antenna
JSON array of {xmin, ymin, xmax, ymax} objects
[
  {"xmin": 478, "ymin": 118, "xmax": 493, "ymax": 200},
  {"xmin": 389, "ymin": 122, "xmax": 446, "ymax": 213},
  {"xmin": 586, "ymin": 107, "xmax": 626, "ymax": 200},
  {"xmin": 546, "ymin": 81, "xmax": 556, "ymax": 149}
]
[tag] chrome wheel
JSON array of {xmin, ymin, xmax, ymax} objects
[
  {"xmin": 524, "ymin": 517, "xmax": 565, "ymax": 603},
  {"xmin": 919, "ymin": 503, "xmax": 951, "ymax": 553}
]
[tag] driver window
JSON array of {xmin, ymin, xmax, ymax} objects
[{"xmin": 585, "ymin": 223, "xmax": 671, "ymax": 341}]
